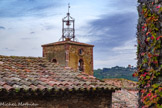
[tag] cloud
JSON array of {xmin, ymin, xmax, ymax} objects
[
  {"xmin": 85, "ymin": 11, "xmax": 138, "ymax": 68},
  {"xmin": 0, "ymin": 26, "xmax": 5, "ymax": 30},
  {"xmin": 88, "ymin": 12, "xmax": 137, "ymax": 51},
  {"xmin": 44, "ymin": 25, "xmax": 55, "ymax": 30},
  {"xmin": 20, "ymin": 37, "xmax": 37, "ymax": 40},
  {"xmin": 93, "ymin": 38, "xmax": 137, "ymax": 69},
  {"xmin": 20, "ymin": 38, "xmax": 32, "ymax": 40},
  {"xmin": 105, "ymin": 0, "xmax": 137, "ymax": 14},
  {"xmin": 30, "ymin": 32, "xmax": 35, "ymax": 34},
  {"xmin": 3, "ymin": 48, "xmax": 15, "ymax": 52},
  {"xmin": 108, "ymin": 0, "xmax": 137, "ymax": 8},
  {"xmin": 0, "ymin": 0, "xmax": 63, "ymax": 17}
]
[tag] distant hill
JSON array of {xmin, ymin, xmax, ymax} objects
[{"xmin": 94, "ymin": 66, "xmax": 138, "ymax": 81}]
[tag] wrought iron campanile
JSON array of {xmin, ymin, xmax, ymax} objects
[{"xmin": 62, "ymin": 4, "xmax": 75, "ymax": 41}]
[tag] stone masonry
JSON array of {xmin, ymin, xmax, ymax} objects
[
  {"xmin": 42, "ymin": 41, "xmax": 94, "ymax": 75},
  {"xmin": 0, "ymin": 90, "xmax": 112, "ymax": 108}
]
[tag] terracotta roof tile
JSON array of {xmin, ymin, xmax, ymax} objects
[
  {"xmin": 30, "ymin": 85, "xmax": 37, "ymax": 90},
  {"xmin": 0, "ymin": 81, "xmax": 6, "ymax": 86},
  {"xmin": 3, "ymin": 84, "xmax": 12, "ymax": 91},
  {"xmin": 0, "ymin": 55, "xmax": 120, "ymax": 93}
]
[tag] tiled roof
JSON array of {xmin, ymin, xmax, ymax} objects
[
  {"xmin": 0, "ymin": 55, "xmax": 119, "ymax": 93},
  {"xmin": 112, "ymin": 89, "xmax": 138, "ymax": 108},
  {"xmin": 41, "ymin": 41, "xmax": 94, "ymax": 47},
  {"xmin": 104, "ymin": 79, "xmax": 137, "ymax": 90},
  {"xmin": 103, "ymin": 79, "xmax": 138, "ymax": 107}
]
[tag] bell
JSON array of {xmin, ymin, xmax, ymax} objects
[{"xmin": 66, "ymin": 21, "xmax": 70, "ymax": 26}]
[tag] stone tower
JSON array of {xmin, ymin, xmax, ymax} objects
[{"xmin": 41, "ymin": 5, "xmax": 94, "ymax": 75}]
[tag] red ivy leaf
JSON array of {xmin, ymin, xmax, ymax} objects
[
  {"xmin": 153, "ymin": 61, "xmax": 158, "ymax": 64},
  {"xmin": 156, "ymin": 5, "xmax": 160, "ymax": 9},
  {"xmin": 141, "ymin": 52, "xmax": 146, "ymax": 56},
  {"xmin": 151, "ymin": 36, "xmax": 154, "ymax": 40},
  {"xmin": 156, "ymin": 36, "xmax": 162, "ymax": 40}
]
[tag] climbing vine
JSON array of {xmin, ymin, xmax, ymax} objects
[{"xmin": 133, "ymin": 1, "xmax": 162, "ymax": 108}]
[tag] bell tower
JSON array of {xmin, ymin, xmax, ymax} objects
[
  {"xmin": 61, "ymin": 4, "xmax": 75, "ymax": 41},
  {"xmin": 42, "ymin": 4, "xmax": 94, "ymax": 75}
]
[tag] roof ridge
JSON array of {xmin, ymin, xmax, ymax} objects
[
  {"xmin": 0, "ymin": 55, "xmax": 44, "ymax": 59},
  {"xmin": 42, "ymin": 41, "xmax": 94, "ymax": 47}
]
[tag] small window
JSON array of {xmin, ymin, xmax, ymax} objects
[
  {"xmin": 78, "ymin": 59, "xmax": 84, "ymax": 71},
  {"xmin": 52, "ymin": 59, "xmax": 57, "ymax": 63},
  {"xmin": 79, "ymin": 49, "xmax": 83, "ymax": 55}
]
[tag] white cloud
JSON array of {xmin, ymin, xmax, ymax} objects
[
  {"xmin": 112, "ymin": 38, "xmax": 136, "ymax": 52},
  {"xmin": 94, "ymin": 52, "xmax": 137, "ymax": 69},
  {"xmin": 94, "ymin": 39, "xmax": 137, "ymax": 69}
]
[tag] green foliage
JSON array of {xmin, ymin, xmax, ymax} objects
[
  {"xmin": 94, "ymin": 66, "xmax": 137, "ymax": 81},
  {"xmin": 133, "ymin": 3, "xmax": 162, "ymax": 108}
]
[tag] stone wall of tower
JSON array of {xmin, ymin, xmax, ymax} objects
[
  {"xmin": 42, "ymin": 45, "xmax": 66, "ymax": 66},
  {"xmin": 42, "ymin": 42, "xmax": 94, "ymax": 75},
  {"xmin": 68, "ymin": 44, "xmax": 93, "ymax": 75}
]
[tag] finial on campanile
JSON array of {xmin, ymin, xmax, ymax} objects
[
  {"xmin": 68, "ymin": 3, "xmax": 70, "ymax": 14},
  {"xmin": 60, "ymin": 3, "xmax": 75, "ymax": 41}
]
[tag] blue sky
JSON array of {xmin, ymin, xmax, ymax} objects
[{"xmin": 0, "ymin": 0, "xmax": 138, "ymax": 69}]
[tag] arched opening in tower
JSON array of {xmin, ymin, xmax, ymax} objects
[
  {"xmin": 78, "ymin": 59, "xmax": 84, "ymax": 71},
  {"xmin": 52, "ymin": 59, "xmax": 57, "ymax": 63}
]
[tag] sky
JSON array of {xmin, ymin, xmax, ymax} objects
[{"xmin": 0, "ymin": 0, "xmax": 138, "ymax": 69}]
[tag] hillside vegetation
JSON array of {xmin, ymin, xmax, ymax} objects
[{"xmin": 94, "ymin": 66, "xmax": 138, "ymax": 81}]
